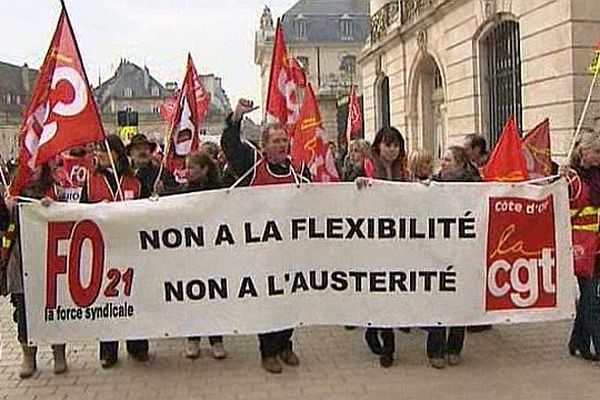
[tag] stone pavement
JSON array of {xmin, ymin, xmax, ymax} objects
[{"xmin": 0, "ymin": 296, "xmax": 598, "ymax": 400}]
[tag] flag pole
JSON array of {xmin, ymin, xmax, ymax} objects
[
  {"xmin": 153, "ymin": 57, "xmax": 187, "ymax": 193},
  {"xmin": 0, "ymin": 155, "xmax": 9, "ymax": 188},
  {"xmin": 153, "ymin": 109, "xmax": 177, "ymax": 193},
  {"xmin": 567, "ymin": 51, "xmax": 600, "ymax": 160},
  {"xmin": 345, "ymin": 76, "xmax": 354, "ymax": 149}
]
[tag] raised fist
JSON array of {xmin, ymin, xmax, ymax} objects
[{"xmin": 233, "ymin": 99, "xmax": 258, "ymax": 122}]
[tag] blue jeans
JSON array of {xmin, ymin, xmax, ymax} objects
[{"xmin": 570, "ymin": 274, "xmax": 600, "ymax": 355}]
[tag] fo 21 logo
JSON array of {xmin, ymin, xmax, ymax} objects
[{"xmin": 46, "ymin": 220, "xmax": 134, "ymax": 310}]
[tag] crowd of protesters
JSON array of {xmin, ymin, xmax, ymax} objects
[{"xmin": 0, "ymin": 98, "xmax": 597, "ymax": 378}]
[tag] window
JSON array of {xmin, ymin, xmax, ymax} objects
[
  {"xmin": 124, "ymin": 87, "xmax": 133, "ymax": 98},
  {"xmin": 481, "ymin": 20, "xmax": 522, "ymax": 146},
  {"xmin": 297, "ymin": 56, "xmax": 309, "ymax": 73},
  {"xmin": 151, "ymin": 106, "xmax": 160, "ymax": 114},
  {"xmin": 151, "ymin": 86, "xmax": 160, "ymax": 97},
  {"xmin": 340, "ymin": 17, "xmax": 354, "ymax": 40},
  {"xmin": 295, "ymin": 16, "xmax": 307, "ymax": 40}
]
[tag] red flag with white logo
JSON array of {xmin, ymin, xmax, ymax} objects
[
  {"xmin": 345, "ymin": 86, "xmax": 362, "ymax": 145},
  {"xmin": 10, "ymin": 4, "xmax": 105, "ymax": 195},
  {"xmin": 165, "ymin": 54, "xmax": 208, "ymax": 179},
  {"xmin": 266, "ymin": 20, "xmax": 301, "ymax": 127},
  {"xmin": 292, "ymin": 83, "xmax": 340, "ymax": 183}
]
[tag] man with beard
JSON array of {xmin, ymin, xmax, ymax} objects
[{"xmin": 127, "ymin": 134, "xmax": 176, "ymax": 197}]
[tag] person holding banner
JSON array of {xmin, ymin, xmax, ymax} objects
[
  {"xmin": 358, "ymin": 126, "xmax": 408, "ymax": 368},
  {"xmin": 80, "ymin": 135, "xmax": 148, "ymax": 368},
  {"xmin": 407, "ymin": 149, "xmax": 434, "ymax": 182},
  {"xmin": 221, "ymin": 99, "xmax": 308, "ymax": 374},
  {"xmin": 566, "ymin": 132, "xmax": 600, "ymax": 361},
  {"xmin": 4, "ymin": 165, "xmax": 68, "ymax": 378},
  {"xmin": 342, "ymin": 139, "xmax": 371, "ymax": 182},
  {"xmin": 425, "ymin": 145, "xmax": 479, "ymax": 369},
  {"xmin": 176, "ymin": 151, "xmax": 228, "ymax": 361}
]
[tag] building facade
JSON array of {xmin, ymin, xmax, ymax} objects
[
  {"xmin": 0, "ymin": 61, "xmax": 38, "ymax": 160},
  {"xmin": 255, "ymin": 0, "xmax": 370, "ymax": 142},
  {"xmin": 361, "ymin": 0, "xmax": 600, "ymax": 158},
  {"xmin": 94, "ymin": 60, "xmax": 232, "ymax": 142}
]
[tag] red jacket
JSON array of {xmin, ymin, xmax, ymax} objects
[
  {"xmin": 86, "ymin": 171, "xmax": 141, "ymax": 203},
  {"xmin": 570, "ymin": 170, "xmax": 600, "ymax": 279}
]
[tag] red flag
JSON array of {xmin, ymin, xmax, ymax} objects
[
  {"xmin": 165, "ymin": 54, "xmax": 206, "ymax": 177},
  {"xmin": 10, "ymin": 4, "xmax": 105, "ymax": 195},
  {"xmin": 160, "ymin": 93, "xmax": 178, "ymax": 123},
  {"xmin": 291, "ymin": 83, "xmax": 340, "ymax": 183},
  {"xmin": 483, "ymin": 117, "xmax": 529, "ymax": 182},
  {"xmin": 345, "ymin": 86, "xmax": 362, "ymax": 145},
  {"xmin": 522, "ymin": 118, "xmax": 551, "ymax": 178},
  {"xmin": 194, "ymin": 74, "xmax": 211, "ymax": 124},
  {"xmin": 266, "ymin": 20, "xmax": 301, "ymax": 127}
]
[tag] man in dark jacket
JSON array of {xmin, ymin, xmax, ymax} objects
[
  {"xmin": 127, "ymin": 134, "xmax": 177, "ymax": 198},
  {"xmin": 221, "ymin": 99, "xmax": 309, "ymax": 374}
]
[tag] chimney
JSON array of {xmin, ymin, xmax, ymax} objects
[
  {"xmin": 21, "ymin": 63, "xmax": 30, "ymax": 94},
  {"xmin": 143, "ymin": 66, "xmax": 150, "ymax": 92}
]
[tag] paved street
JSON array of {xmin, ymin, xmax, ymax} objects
[{"xmin": 0, "ymin": 298, "xmax": 598, "ymax": 400}]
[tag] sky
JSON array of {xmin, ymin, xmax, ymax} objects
[{"xmin": 1, "ymin": 0, "xmax": 298, "ymax": 114}]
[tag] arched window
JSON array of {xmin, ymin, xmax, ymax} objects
[{"xmin": 481, "ymin": 20, "xmax": 522, "ymax": 146}]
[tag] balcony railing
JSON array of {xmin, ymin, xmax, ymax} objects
[
  {"xmin": 370, "ymin": 0, "xmax": 442, "ymax": 44},
  {"xmin": 370, "ymin": 1, "xmax": 400, "ymax": 44},
  {"xmin": 400, "ymin": 0, "xmax": 437, "ymax": 25}
]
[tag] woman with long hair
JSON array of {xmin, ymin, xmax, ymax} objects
[
  {"xmin": 342, "ymin": 139, "xmax": 371, "ymax": 182},
  {"xmin": 407, "ymin": 149, "xmax": 434, "ymax": 181},
  {"xmin": 358, "ymin": 126, "xmax": 408, "ymax": 368},
  {"xmin": 179, "ymin": 151, "xmax": 228, "ymax": 360}
]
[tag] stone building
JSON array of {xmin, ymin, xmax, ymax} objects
[
  {"xmin": 0, "ymin": 61, "xmax": 38, "ymax": 160},
  {"xmin": 255, "ymin": 0, "xmax": 370, "ymax": 141},
  {"xmin": 94, "ymin": 60, "xmax": 232, "ymax": 142},
  {"xmin": 361, "ymin": 0, "xmax": 600, "ymax": 158}
]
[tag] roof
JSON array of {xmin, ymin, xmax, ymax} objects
[
  {"xmin": 285, "ymin": 0, "xmax": 368, "ymax": 15},
  {"xmin": 0, "ymin": 61, "xmax": 38, "ymax": 94},
  {"xmin": 282, "ymin": 0, "xmax": 370, "ymax": 43},
  {"xmin": 94, "ymin": 60, "xmax": 169, "ymax": 107},
  {"xmin": 94, "ymin": 60, "xmax": 232, "ymax": 117}
]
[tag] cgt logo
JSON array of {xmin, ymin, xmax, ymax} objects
[{"xmin": 486, "ymin": 196, "xmax": 557, "ymax": 311}]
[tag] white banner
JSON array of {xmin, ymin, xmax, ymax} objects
[{"xmin": 20, "ymin": 180, "xmax": 575, "ymax": 344}]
